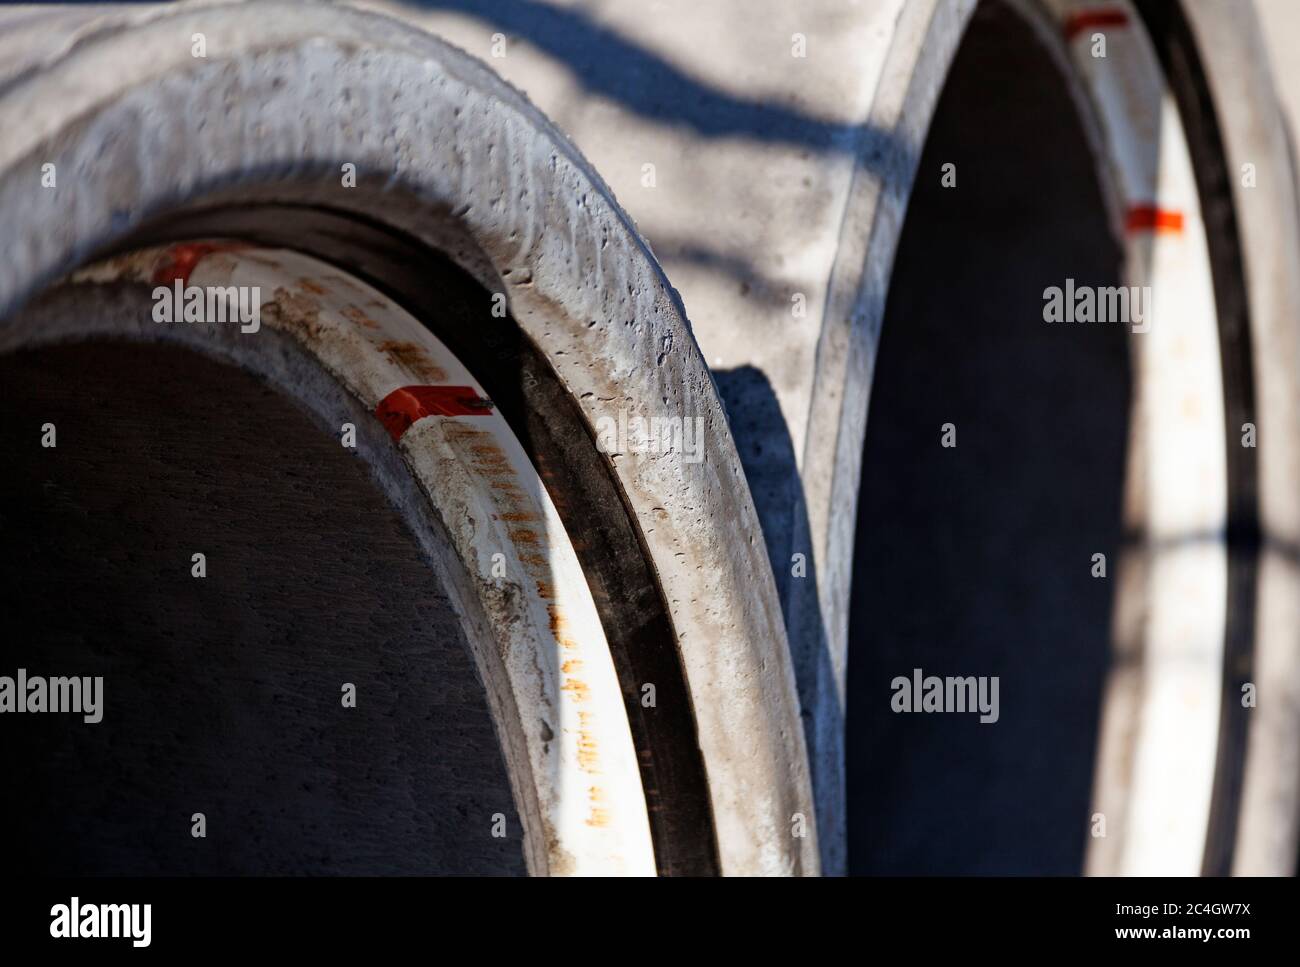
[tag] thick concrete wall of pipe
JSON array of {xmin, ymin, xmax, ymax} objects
[
  {"xmin": 1, "ymin": 0, "xmax": 1299, "ymax": 882},
  {"xmin": 0, "ymin": 1, "xmax": 814, "ymax": 877},
  {"xmin": 363, "ymin": 0, "xmax": 1300, "ymax": 877}
]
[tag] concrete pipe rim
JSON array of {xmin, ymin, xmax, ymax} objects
[
  {"xmin": 814, "ymin": 0, "xmax": 1291, "ymax": 875},
  {"xmin": 0, "ymin": 0, "xmax": 817, "ymax": 875},
  {"xmin": 24, "ymin": 239, "xmax": 683, "ymax": 876}
]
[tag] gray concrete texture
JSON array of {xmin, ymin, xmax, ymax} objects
[
  {"xmin": 0, "ymin": 0, "xmax": 818, "ymax": 875},
  {"xmin": 4, "ymin": 0, "xmax": 1300, "ymax": 875},
  {"xmin": 349, "ymin": 0, "xmax": 961, "ymax": 875},
  {"xmin": 360, "ymin": 0, "xmax": 1300, "ymax": 875}
]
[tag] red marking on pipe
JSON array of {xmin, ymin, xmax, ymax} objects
[
  {"xmin": 1126, "ymin": 205, "xmax": 1185, "ymax": 235},
  {"xmin": 150, "ymin": 242, "xmax": 247, "ymax": 285},
  {"xmin": 1063, "ymin": 9, "xmax": 1129, "ymax": 41},
  {"xmin": 375, "ymin": 386, "xmax": 495, "ymax": 440}
]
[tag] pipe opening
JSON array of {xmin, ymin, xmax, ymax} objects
[
  {"xmin": 0, "ymin": 339, "xmax": 525, "ymax": 874},
  {"xmin": 846, "ymin": 0, "xmax": 1130, "ymax": 874}
]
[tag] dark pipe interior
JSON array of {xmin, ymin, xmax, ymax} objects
[
  {"xmin": 0, "ymin": 340, "xmax": 524, "ymax": 874},
  {"xmin": 846, "ymin": 0, "xmax": 1131, "ymax": 874}
]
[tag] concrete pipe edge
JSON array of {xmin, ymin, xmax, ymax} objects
[
  {"xmin": 1176, "ymin": 0, "xmax": 1300, "ymax": 876},
  {"xmin": 259, "ymin": 0, "xmax": 1298, "ymax": 876},
  {"xmin": 0, "ymin": 0, "xmax": 817, "ymax": 876},
  {"xmin": 803, "ymin": 0, "xmax": 1300, "ymax": 874}
]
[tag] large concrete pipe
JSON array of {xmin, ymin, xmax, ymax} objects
[
  {"xmin": 0, "ymin": 2, "xmax": 815, "ymax": 876},
  {"xmin": 827, "ymin": 0, "xmax": 1299, "ymax": 876},
  {"xmin": 838, "ymin": 0, "xmax": 1300, "ymax": 877},
  {"xmin": 3, "ymin": 0, "xmax": 1298, "ymax": 878},
  {"xmin": 362, "ymin": 0, "xmax": 1300, "ymax": 875}
]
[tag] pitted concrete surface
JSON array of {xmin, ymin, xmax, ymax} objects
[
  {"xmin": 5, "ymin": 0, "xmax": 1300, "ymax": 876},
  {"xmin": 351, "ymin": 0, "xmax": 975, "ymax": 874},
  {"xmin": 0, "ymin": 0, "xmax": 816, "ymax": 875},
  {"xmin": 351, "ymin": 0, "xmax": 906, "ymax": 465}
]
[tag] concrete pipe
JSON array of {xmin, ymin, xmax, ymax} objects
[
  {"xmin": 3, "ymin": 0, "xmax": 1299, "ymax": 879},
  {"xmin": 380, "ymin": 0, "xmax": 1300, "ymax": 877},
  {"xmin": 0, "ymin": 2, "xmax": 815, "ymax": 876},
  {"xmin": 823, "ymin": 0, "xmax": 1300, "ymax": 876}
]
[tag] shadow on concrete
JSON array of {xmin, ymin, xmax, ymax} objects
[
  {"xmin": 713, "ymin": 364, "xmax": 843, "ymax": 874},
  {"xmin": 405, "ymin": 0, "xmax": 894, "ymax": 154}
]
